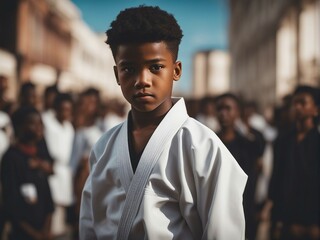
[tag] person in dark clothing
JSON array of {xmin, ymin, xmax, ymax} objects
[
  {"xmin": 18, "ymin": 82, "xmax": 38, "ymax": 109},
  {"xmin": 18, "ymin": 82, "xmax": 54, "ymax": 173},
  {"xmin": 1, "ymin": 107, "xmax": 54, "ymax": 240},
  {"xmin": 216, "ymin": 93, "xmax": 264, "ymax": 240},
  {"xmin": 43, "ymin": 85, "xmax": 59, "ymax": 112},
  {"xmin": 0, "ymin": 74, "xmax": 13, "ymax": 114},
  {"xmin": 268, "ymin": 85, "xmax": 320, "ymax": 240}
]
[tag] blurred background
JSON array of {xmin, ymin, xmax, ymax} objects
[
  {"xmin": 0, "ymin": 0, "xmax": 319, "ymax": 107},
  {"xmin": 0, "ymin": 0, "xmax": 319, "ymax": 240}
]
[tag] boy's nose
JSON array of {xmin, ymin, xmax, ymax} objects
[{"xmin": 134, "ymin": 69, "xmax": 151, "ymax": 89}]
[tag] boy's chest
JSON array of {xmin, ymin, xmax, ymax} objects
[
  {"xmin": 131, "ymin": 127, "xmax": 156, "ymax": 156},
  {"xmin": 15, "ymin": 157, "xmax": 44, "ymax": 184}
]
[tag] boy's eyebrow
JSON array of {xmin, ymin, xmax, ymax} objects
[
  {"xmin": 118, "ymin": 58, "xmax": 167, "ymax": 66},
  {"xmin": 145, "ymin": 58, "xmax": 166, "ymax": 63}
]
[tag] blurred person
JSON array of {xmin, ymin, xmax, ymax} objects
[
  {"xmin": 273, "ymin": 94, "xmax": 295, "ymax": 138},
  {"xmin": 184, "ymin": 98, "xmax": 200, "ymax": 118},
  {"xmin": 0, "ymin": 74, "xmax": 12, "ymax": 113},
  {"xmin": 97, "ymin": 99, "xmax": 127, "ymax": 132},
  {"xmin": 71, "ymin": 88, "xmax": 103, "ymax": 174},
  {"xmin": 18, "ymin": 82, "xmax": 38, "ymax": 109},
  {"xmin": 42, "ymin": 93, "xmax": 75, "ymax": 238},
  {"xmin": 0, "ymin": 110, "xmax": 11, "ymax": 239},
  {"xmin": 44, "ymin": 85, "xmax": 60, "ymax": 111},
  {"xmin": 241, "ymin": 101, "xmax": 266, "ymax": 158},
  {"xmin": 254, "ymin": 105, "xmax": 278, "ymax": 240},
  {"xmin": 0, "ymin": 75, "xmax": 8, "ymax": 109},
  {"xmin": 0, "ymin": 74, "xmax": 15, "ymax": 116},
  {"xmin": 18, "ymin": 83, "xmax": 55, "ymax": 175},
  {"xmin": 196, "ymin": 96, "xmax": 220, "ymax": 132},
  {"xmin": 244, "ymin": 101, "xmax": 268, "ymax": 134},
  {"xmin": 268, "ymin": 85, "xmax": 320, "ymax": 240},
  {"xmin": 1, "ymin": 107, "xmax": 54, "ymax": 240},
  {"xmin": 0, "ymin": 110, "xmax": 12, "ymax": 158},
  {"xmin": 70, "ymin": 87, "xmax": 103, "ymax": 239},
  {"xmin": 216, "ymin": 93, "xmax": 262, "ymax": 240},
  {"xmin": 72, "ymin": 88, "xmax": 100, "ymax": 130},
  {"xmin": 241, "ymin": 100, "xmax": 268, "ymax": 238},
  {"xmin": 42, "ymin": 85, "xmax": 60, "ymax": 122}
]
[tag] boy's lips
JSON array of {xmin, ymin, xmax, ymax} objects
[{"xmin": 133, "ymin": 92, "xmax": 154, "ymax": 99}]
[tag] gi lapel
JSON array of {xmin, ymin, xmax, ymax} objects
[
  {"xmin": 117, "ymin": 119, "xmax": 133, "ymax": 193},
  {"xmin": 116, "ymin": 98, "xmax": 189, "ymax": 240}
]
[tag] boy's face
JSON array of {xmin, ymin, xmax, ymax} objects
[
  {"xmin": 57, "ymin": 101, "xmax": 73, "ymax": 122},
  {"xmin": 45, "ymin": 91, "xmax": 57, "ymax": 109},
  {"xmin": 113, "ymin": 42, "xmax": 181, "ymax": 114},
  {"xmin": 0, "ymin": 76, "xmax": 8, "ymax": 94},
  {"xmin": 292, "ymin": 92, "xmax": 318, "ymax": 121},
  {"xmin": 21, "ymin": 113, "xmax": 43, "ymax": 142},
  {"xmin": 216, "ymin": 97, "xmax": 239, "ymax": 129},
  {"xmin": 23, "ymin": 88, "xmax": 37, "ymax": 107}
]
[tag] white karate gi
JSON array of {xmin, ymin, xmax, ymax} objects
[
  {"xmin": 0, "ymin": 111, "xmax": 11, "ymax": 161},
  {"xmin": 43, "ymin": 112, "xmax": 75, "ymax": 206},
  {"xmin": 80, "ymin": 97, "xmax": 247, "ymax": 240}
]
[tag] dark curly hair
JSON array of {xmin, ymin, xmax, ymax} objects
[
  {"xmin": 11, "ymin": 106, "xmax": 40, "ymax": 138},
  {"xmin": 215, "ymin": 92, "xmax": 243, "ymax": 110},
  {"xmin": 53, "ymin": 93, "xmax": 73, "ymax": 111},
  {"xmin": 293, "ymin": 85, "xmax": 320, "ymax": 107},
  {"xmin": 106, "ymin": 5, "xmax": 183, "ymax": 61}
]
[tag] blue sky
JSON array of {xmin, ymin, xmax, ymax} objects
[{"xmin": 71, "ymin": 0, "xmax": 229, "ymax": 94}]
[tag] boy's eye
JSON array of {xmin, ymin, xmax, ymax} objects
[
  {"xmin": 122, "ymin": 67, "xmax": 135, "ymax": 74},
  {"xmin": 150, "ymin": 65, "xmax": 164, "ymax": 72}
]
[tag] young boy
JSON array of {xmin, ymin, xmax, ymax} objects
[
  {"xmin": 268, "ymin": 85, "xmax": 320, "ymax": 240},
  {"xmin": 42, "ymin": 93, "xmax": 75, "ymax": 237},
  {"xmin": 80, "ymin": 6, "xmax": 247, "ymax": 239},
  {"xmin": 1, "ymin": 107, "xmax": 54, "ymax": 240},
  {"xmin": 215, "ymin": 93, "xmax": 264, "ymax": 240}
]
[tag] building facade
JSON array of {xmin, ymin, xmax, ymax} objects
[
  {"xmin": 192, "ymin": 50, "xmax": 230, "ymax": 98},
  {"xmin": 0, "ymin": 0, "xmax": 72, "ymax": 90},
  {"xmin": 229, "ymin": 0, "xmax": 320, "ymax": 108},
  {"xmin": 0, "ymin": 0, "xmax": 121, "ymax": 102}
]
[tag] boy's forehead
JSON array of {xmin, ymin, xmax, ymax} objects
[
  {"xmin": 115, "ymin": 42, "xmax": 173, "ymax": 62},
  {"xmin": 293, "ymin": 92, "xmax": 315, "ymax": 101},
  {"xmin": 218, "ymin": 97, "xmax": 237, "ymax": 106}
]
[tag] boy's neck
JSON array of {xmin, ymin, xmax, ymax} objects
[
  {"xmin": 219, "ymin": 127, "xmax": 236, "ymax": 143},
  {"xmin": 130, "ymin": 101, "xmax": 173, "ymax": 130},
  {"xmin": 131, "ymin": 112, "xmax": 163, "ymax": 130},
  {"xmin": 17, "ymin": 139, "xmax": 37, "ymax": 147},
  {"xmin": 295, "ymin": 118, "xmax": 315, "ymax": 140},
  {"xmin": 17, "ymin": 139, "xmax": 38, "ymax": 148},
  {"xmin": 128, "ymin": 104, "xmax": 172, "ymax": 159}
]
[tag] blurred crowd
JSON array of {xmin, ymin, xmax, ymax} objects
[
  {"xmin": 0, "ymin": 75, "xmax": 127, "ymax": 240},
  {"xmin": 0, "ymin": 71, "xmax": 319, "ymax": 240},
  {"xmin": 185, "ymin": 85, "xmax": 320, "ymax": 240}
]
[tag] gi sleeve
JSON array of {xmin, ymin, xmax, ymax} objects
[
  {"xmin": 191, "ymin": 138, "xmax": 248, "ymax": 240},
  {"xmin": 79, "ymin": 150, "xmax": 98, "ymax": 240}
]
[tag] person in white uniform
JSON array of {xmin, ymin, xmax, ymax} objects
[
  {"xmin": 42, "ymin": 93, "xmax": 75, "ymax": 237},
  {"xmin": 80, "ymin": 5, "xmax": 247, "ymax": 240}
]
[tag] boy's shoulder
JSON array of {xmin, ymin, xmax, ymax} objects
[
  {"xmin": 179, "ymin": 117, "xmax": 224, "ymax": 148},
  {"xmin": 1, "ymin": 146, "xmax": 24, "ymax": 169},
  {"xmin": 183, "ymin": 117, "xmax": 218, "ymax": 136},
  {"xmin": 91, "ymin": 122, "xmax": 124, "ymax": 156}
]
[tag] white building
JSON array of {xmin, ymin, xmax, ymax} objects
[
  {"xmin": 0, "ymin": 0, "xmax": 122, "ymax": 102},
  {"xmin": 49, "ymin": 0, "xmax": 121, "ymax": 99},
  {"xmin": 192, "ymin": 50, "xmax": 230, "ymax": 98},
  {"xmin": 229, "ymin": 0, "xmax": 320, "ymax": 108}
]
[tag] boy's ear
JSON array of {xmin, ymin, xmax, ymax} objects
[
  {"xmin": 113, "ymin": 66, "xmax": 120, "ymax": 85},
  {"xmin": 173, "ymin": 61, "xmax": 182, "ymax": 81}
]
